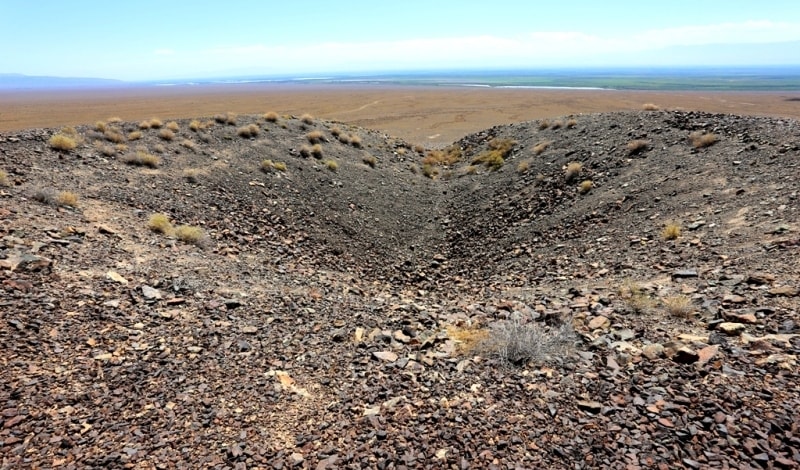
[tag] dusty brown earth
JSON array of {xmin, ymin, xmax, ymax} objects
[
  {"xmin": 1, "ymin": 92, "xmax": 799, "ymax": 469},
  {"xmin": 2, "ymin": 84, "xmax": 800, "ymax": 146}
]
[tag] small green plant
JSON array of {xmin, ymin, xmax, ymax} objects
[
  {"xmin": 323, "ymin": 159, "xmax": 338, "ymax": 171},
  {"xmin": 662, "ymin": 295, "xmax": 694, "ymax": 318},
  {"xmin": 578, "ymin": 180, "xmax": 593, "ymax": 194},
  {"xmin": 662, "ymin": 221, "xmax": 681, "ymax": 240},
  {"xmin": 565, "ymin": 162, "xmax": 582, "ymax": 182},
  {"xmin": 642, "ymin": 103, "xmax": 660, "ymax": 111},
  {"xmin": 148, "ymin": 213, "xmax": 172, "ymax": 234},
  {"xmin": 237, "ymin": 124, "xmax": 260, "ymax": 138},
  {"xmin": 533, "ymin": 140, "xmax": 551, "ymax": 155},
  {"xmin": 174, "ymin": 224, "xmax": 205, "ymax": 245},
  {"xmin": 627, "ymin": 139, "xmax": 650, "ymax": 155},
  {"xmin": 306, "ymin": 130, "xmax": 325, "ymax": 144},
  {"xmin": 689, "ymin": 131, "xmax": 719, "ymax": 149},
  {"xmin": 49, "ymin": 133, "xmax": 78, "ymax": 151},
  {"xmin": 362, "ymin": 155, "xmax": 377, "ymax": 168},
  {"xmin": 300, "ymin": 113, "xmax": 314, "ymax": 124},
  {"xmin": 123, "ymin": 150, "xmax": 160, "ymax": 168},
  {"xmin": 263, "ymin": 111, "xmax": 279, "ymax": 122},
  {"xmin": 56, "ymin": 191, "xmax": 78, "ymax": 207},
  {"xmin": 158, "ymin": 129, "xmax": 175, "ymax": 141}
]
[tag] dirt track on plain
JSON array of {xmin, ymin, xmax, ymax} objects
[{"xmin": 2, "ymin": 84, "xmax": 799, "ymax": 145}]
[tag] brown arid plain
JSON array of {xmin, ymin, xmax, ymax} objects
[{"xmin": 2, "ymin": 84, "xmax": 799, "ymax": 146}]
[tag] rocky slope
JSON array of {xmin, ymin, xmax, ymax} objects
[{"xmin": 1, "ymin": 110, "xmax": 799, "ymax": 468}]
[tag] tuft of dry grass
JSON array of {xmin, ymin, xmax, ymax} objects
[
  {"xmin": 627, "ymin": 139, "xmax": 650, "ymax": 155},
  {"xmin": 311, "ymin": 144, "xmax": 323, "ymax": 158},
  {"xmin": 566, "ymin": 119, "xmax": 578, "ymax": 128},
  {"xmin": 152, "ymin": 143, "xmax": 166, "ymax": 154},
  {"xmin": 115, "ymin": 143, "xmax": 128, "ymax": 153},
  {"xmin": 396, "ymin": 147, "xmax": 407, "ymax": 156},
  {"xmin": 299, "ymin": 145, "xmax": 312, "ymax": 158},
  {"xmin": 237, "ymin": 124, "xmax": 260, "ymax": 138},
  {"xmin": 97, "ymin": 143, "xmax": 117, "ymax": 156},
  {"xmin": 362, "ymin": 154, "xmax": 377, "ymax": 168},
  {"xmin": 662, "ymin": 221, "xmax": 681, "ymax": 240},
  {"xmin": 517, "ymin": 160, "xmax": 530, "ymax": 173},
  {"xmin": 689, "ymin": 131, "xmax": 719, "ymax": 149},
  {"xmin": 107, "ymin": 116, "xmax": 123, "ymax": 123},
  {"xmin": 422, "ymin": 164, "xmax": 440, "ymax": 179},
  {"xmin": 138, "ymin": 120, "xmax": 151, "ymax": 130},
  {"xmin": 166, "ymin": 121, "xmax": 179, "ymax": 132},
  {"xmin": 128, "ymin": 130, "xmax": 143, "ymax": 141},
  {"xmin": 482, "ymin": 317, "xmax": 575, "ymax": 366},
  {"xmin": 180, "ymin": 139, "xmax": 196, "ymax": 151},
  {"xmin": 158, "ymin": 129, "xmax": 175, "ymax": 141},
  {"xmin": 578, "ymin": 180, "xmax": 593, "ymax": 194},
  {"xmin": 565, "ymin": 162, "xmax": 582, "ymax": 182},
  {"xmin": 538, "ymin": 120, "xmax": 550, "ymax": 130},
  {"xmin": 174, "ymin": 225, "xmax": 205, "ymax": 245},
  {"xmin": 472, "ymin": 138, "xmax": 516, "ymax": 170},
  {"xmin": 263, "ymin": 111, "xmax": 279, "ymax": 122},
  {"xmin": 329, "ymin": 126, "xmax": 342, "ymax": 137},
  {"xmin": 618, "ymin": 280, "xmax": 657, "ymax": 314},
  {"xmin": 148, "ymin": 213, "xmax": 172, "ymax": 234},
  {"xmin": 446, "ymin": 325, "xmax": 491, "ymax": 355},
  {"xmin": 183, "ymin": 168, "xmax": 202, "ymax": 183},
  {"xmin": 31, "ymin": 187, "xmax": 57, "ymax": 205},
  {"xmin": 306, "ymin": 130, "xmax": 326, "ymax": 144},
  {"xmin": 323, "ymin": 159, "xmax": 338, "ymax": 171},
  {"xmin": 337, "ymin": 133, "xmax": 351, "ymax": 144},
  {"xmin": 123, "ymin": 150, "xmax": 160, "ymax": 168},
  {"xmin": 464, "ymin": 165, "xmax": 478, "ymax": 175},
  {"xmin": 413, "ymin": 144, "xmax": 425, "ymax": 154},
  {"xmin": 273, "ymin": 161, "xmax": 287, "ymax": 172},
  {"xmin": 533, "ymin": 140, "xmax": 552, "ymax": 156},
  {"xmin": 148, "ymin": 118, "xmax": 163, "ymax": 129},
  {"xmin": 422, "ymin": 146, "xmax": 462, "ymax": 166},
  {"xmin": 189, "ymin": 120, "xmax": 201, "ymax": 131},
  {"xmin": 300, "ymin": 113, "xmax": 314, "ymax": 124},
  {"xmin": 56, "ymin": 191, "xmax": 78, "ymax": 207},
  {"xmin": 104, "ymin": 129, "xmax": 125, "ymax": 144},
  {"xmin": 642, "ymin": 103, "xmax": 660, "ymax": 111},
  {"xmin": 95, "ymin": 121, "xmax": 107, "ymax": 132},
  {"xmin": 49, "ymin": 133, "xmax": 78, "ymax": 151},
  {"xmin": 260, "ymin": 159, "xmax": 286, "ymax": 172},
  {"xmin": 662, "ymin": 295, "xmax": 694, "ymax": 318},
  {"xmin": 551, "ymin": 120, "xmax": 564, "ymax": 130},
  {"xmin": 349, "ymin": 134, "xmax": 362, "ymax": 148},
  {"xmin": 0, "ymin": 170, "xmax": 9, "ymax": 187}
]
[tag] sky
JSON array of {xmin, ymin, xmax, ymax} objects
[{"xmin": 1, "ymin": 0, "xmax": 799, "ymax": 81}]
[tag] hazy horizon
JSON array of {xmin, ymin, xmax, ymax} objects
[{"xmin": 2, "ymin": 1, "xmax": 800, "ymax": 82}]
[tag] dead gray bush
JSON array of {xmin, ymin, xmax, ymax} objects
[{"xmin": 483, "ymin": 314, "xmax": 575, "ymax": 365}]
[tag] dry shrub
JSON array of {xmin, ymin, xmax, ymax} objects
[
  {"xmin": 662, "ymin": 295, "xmax": 694, "ymax": 318},
  {"xmin": 618, "ymin": 280, "xmax": 657, "ymax": 314},
  {"xmin": 49, "ymin": 133, "xmax": 78, "ymax": 151},
  {"xmin": 306, "ymin": 130, "xmax": 325, "ymax": 144},
  {"xmin": 642, "ymin": 103, "xmax": 660, "ymax": 111},
  {"xmin": 422, "ymin": 164, "xmax": 440, "ymax": 179},
  {"xmin": 158, "ymin": 129, "xmax": 175, "ymax": 141},
  {"xmin": 689, "ymin": 131, "xmax": 719, "ymax": 149},
  {"xmin": 396, "ymin": 147, "xmax": 407, "ymax": 156},
  {"xmin": 300, "ymin": 113, "xmax": 314, "ymax": 124},
  {"xmin": 422, "ymin": 146, "xmax": 461, "ymax": 166},
  {"xmin": 261, "ymin": 159, "xmax": 286, "ymax": 172},
  {"xmin": 180, "ymin": 139, "xmax": 196, "ymax": 151},
  {"xmin": 128, "ymin": 131, "xmax": 143, "ymax": 141},
  {"xmin": 107, "ymin": 116, "xmax": 123, "ymax": 123},
  {"xmin": 551, "ymin": 120, "xmax": 564, "ymax": 130},
  {"xmin": 273, "ymin": 161, "xmax": 287, "ymax": 172},
  {"xmin": 138, "ymin": 120, "xmax": 151, "ymax": 130},
  {"xmin": 409, "ymin": 164, "xmax": 419, "ymax": 175},
  {"xmin": 311, "ymin": 144, "xmax": 323, "ymax": 158},
  {"xmin": 148, "ymin": 213, "xmax": 172, "ymax": 234},
  {"xmin": 349, "ymin": 134, "xmax": 362, "ymax": 148},
  {"xmin": 566, "ymin": 119, "xmax": 578, "ymax": 128},
  {"xmin": 538, "ymin": 120, "xmax": 550, "ymax": 130},
  {"xmin": 0, "ymin": 170, "xmax": 9, "ymax": 187},
  {"xmin": 662, "ymin": 221, "xmax": 681, "ymax": 240},
  {"xmin": 183, "ymin": 168, "xmax": 202, "ymax": 183},
  {"xmin": 517, "ymin": 160, "xmax": 530, "ymax": 173},
  {"xmin": 482, "ymin": 316, "xmax": 575, "ymax": 366},
  {"xmin": 237, "ymin": 124, "xmax": 260, "ymax": 138},
  {"xmin": 627, "ymin": 139, "xmax": 650, "ymax": 155},
  {"xmin": 413, "ymin": 144, "xmax": 425, "ymax": 154},
  {"xmin": 337, "ymin": 133, "xmax": 351, "ymax": 144},
  {"xmin": 578, "ymin": 180, "xmax": 593, "ymax": 194},
  {"xmin": 152, "ymin": 143, "xmax": 166, "ymax": 154},
  {"xmin": 329, "ymin": 126, "xmax": 342, "ymax": 137},
  {"xmin": 104, "ymin": 129, "xmax": 125, "ymax": 143},
  {"xmin": 323, "ymin": 159, "xmax": 338, "ymax": 171},
  {"xmin": 362, "ymin": 155, "xmax": 377, "ymax": 168},
  {"xmin": 166, "ymin": 121, "xmax": 179, "ymax": 132},
  {"xmin": 189, "ymin": 120, "xmax": 201, "ymax": 131},
  {"xmin": 31, "ymin": 187, "xmax": 57, "ymax": 205},
  {"xmin": 56, "ymin": 191, "xmax": 78, "ymax": 207},
  {"xmin": 263, "ymin": 111, "xmax": 279, "ymax": 122},
  {"xmin": 123, "ymin": 150, "xmax": 160, "ymax": 168},
  {"xmin": 97, "ymin": 143, "xmax": 117, "ymax": 156},
  {"xmin": 174, "ymin": 225, "xmax": 205, "ymax": 245},
  {"xmin": 95, "ymin": 121, "xmax": 107, "ymax": 132},
  {"xmin": 149, "ymin": 118, "xmax": 163, "ymax": 128},
  {"xmin": 472, "ymin": 138, "xmax": 515, "ymax": 170},
  {"xmin": 115, "ymin": 144, "xmax": 128, "ymax": 153},
  {"xmin": 225, "ymin": 112, "xmax": 237, "ymax": 125},
  {"xmin": 464, "ymin": 165, "xmax": 478, "ymax": 175},
  {"xmin": 565, "ymin": 162, "xmax": 582, "ymax": 182},
  {"xmin": 446, "ymin": 325, "xmax": 490, "ymax": 355},
  {"xmin": 533, "ymin": 140, "xmax": 551, "ymax": 155},
  {"xmin": 299, "ymin": 145, "xmax": 312, "ymax": 158}
]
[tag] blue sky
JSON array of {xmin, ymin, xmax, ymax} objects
[{"xmin": 1, "ymin": 0, "xmax": 799, "ymax": 81}]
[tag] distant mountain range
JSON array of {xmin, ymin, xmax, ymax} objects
[{"xmin": 0, "ymin": 73, "xmax": 125, "ymax": 90}]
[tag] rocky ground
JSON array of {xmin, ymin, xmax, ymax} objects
[{"xmin": 1, "ymin": 109, "xmax": 798, "ymax": 469}]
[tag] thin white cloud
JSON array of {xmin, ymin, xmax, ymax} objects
[{"xmin": 195, "ymin": 20, "xmax": 800, "ymax": 74}]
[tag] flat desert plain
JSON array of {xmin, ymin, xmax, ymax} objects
[{"xmin": 1, "ymin": 84, "xmax": 799, "ymax": 145}]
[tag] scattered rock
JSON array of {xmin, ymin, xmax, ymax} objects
[
  {"xmin": 642, "ymin": 343, "xmax": 664, "ymax": 360},
  {"xmin": 372, "ymin": 351, "xmax": 398, "ymax": 362},
  {"xmin": 717, "ymin": 322, "xmax": 746, "ymax": 336},
  {"xmin": 106, "ymin": 271, "xmax": 128, "ymax": 284},
  {"xmin": 768, "ymin": 286, "xmax": 798, "ymax": 297}
]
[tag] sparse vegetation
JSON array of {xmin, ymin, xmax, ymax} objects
[
  {"xmin": 138, "ymin": 120, "xmax": 151, "ymax": 130},
  {"xmin": 337, "ymin": 133, "xmax": 351, "ymax": 144},
  {"xmin": 662, "ymin": 295, "xmax": 694, "ymax": 318},
  {"xmin": 306, "ymin": 130, "xmax": 325, "ymax": 144},
  {"xmin": 158, "ymin": 129, "xmax": 175, "ymax": 141},
  {"xmin": 662, "ymin": 221, "xmax": 682, "ymax": 240},
  {"xmin": 115, "ymin": 143, "xmax": 128, "ymax": 153},
  {"xmin": 180, "ymin": 139, "xmax": 197, "ymax": 151},
  {"xmin": 349, "ymin": 134, "xmax": 362, "ymax": 148},
  {"xmin": 152, "ymin": 143, "xmax": 166, "ymax": 154},
  {"xmin": 103, "ymin": 129, "xmax": 125, "ymax": 144},
  {"xmin": 174, "ymin": 225, "xmax": 205, "ymax": 245},
  {"xmin": 565, "ymin": 162, "xmax": 582, "ymax": 182},
  {"xmin": 97, "ymin": 143, "xmax": 117, "ymax": 156},
  {"xmin": 95, "ymin": 121, "xmax": 107, "ymax": 132},
  {"xmin": 236, "ymin": 124, "xmax": 260, "ymax": 138},
  {"xmin": 0, "ymin": 170, "xmax": 9, "ymax": 187},
  {"xmin": 148, "ymin": 213, "xmax": 172, "ymax": 234},
  {"xmin": 148, "ymin": 118, "xmax": 163, "ymax": 129},
  {"xmin": 517, "ymin": 161, "xmax": 530, "ymax": 173},
  {"xmin": 330, "ymin": 126, "xmax": 342, "ymax": 137},
  {"xmin": 627, "ymin": 139, "xmax": 650, "ymax": 155},
  {"xmin": 48, "ymin": 133, "xmax": 78, "ymax": 152},
  {"xmin": 123, "ymin": 150, "xmax": 160, "ymax": 168},
  {"xmin": 273, "ymin": 161, "xmax": 287, "ymax": 172},
  {"xmin": 215, "ymin": 112, "xmax": 237, "ymax": 125},
  {"xmin": 362, "ymin": 154, "xmax": 377, "ymax": 168},
  {"xmin": 533, "ymin": 140, "xmax": 552, "ymax": 155},
  {"xmin": 472, "ymin": 138, "xmax": 515, "ymax": 170},
  {"xmin": 464, "ymin": 165, "xmax": 478, "ymax": 175},
  {"xmin": 300, "ymin": 113, "xmax": 314, "ymax": 124},
  {"xmin": 183, "ymin": 168, "xmax": 202, "ymax": 183},
  {"xmin": 166, "ymin": 121, "xmax": 180, "ymax": 132},
  {"xmin": 538, "ymin": 120, "xmax": 550, "ymax": 130},
  {"xmin": 260, "ymin": 159, "xmax": 286, "ymax": 172},
  {"xmin": 56, "ymin": 191, "xmax": 78, "ymax": 207},
  {"xmin": 107, "ymin": 116, "xmax": 123, "ymax": 123},
  {"xmin": 128, "ymin": 131, "xmax": 143, "ymax": 141},
  {"xmin": 263, "ymin": 111, "xmax": 279, "ymax": 122},
  {"xmin": 189, "ymin": 120, "xmax": 201, "ymax": 131},
  {"xmin": 422, "ymin": 146, "xmax": 462, "ymax": 166},
  {"xmin": 642, "ymin": 103, "xmax": 660, "ymax": 111},
  {"xmin": 551, "ymin": 120, "xmax": 564, "ymax": 130},
  {"xmin": 446, "ymin": 325, "xmax": 490, "ymax": 355},
  {"xmin": 689, "ymin": 131, "xmax": 719, "ymax": 149},
  {"xmin": 566, "ymin": 119, "xmax": 578, "ymax": 128},
  {"xmin": 31, "ymin": 187, "xmax": 57, "ymax": 205},
  {"xmin": 422, "ymin": 164, "xmax": 440, "ymax": 179},
  {"xmin": 299, "ymin": 145, "xmax": 312, "ymax": 158},
  {"xmin": 619, "ymin": 280, "xmax": 657, "ymax": 314},
  {"xmin": 482, "ymin": 316, "xmax": 575, "ymax": 366},
  {"xmin": 578, "ymin": 180, "xmax": 593, "ymax": 194},
  {"xmin": 413, "ymin": 144, "xmax": 425, "ymax": 154},
  {"xmin": 311, "ymin": 144, "xmax": 323, "ymax": 158},
  {"xmin": 323, "ymin": 159, "xmax": 338, "ymax": 171}
]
